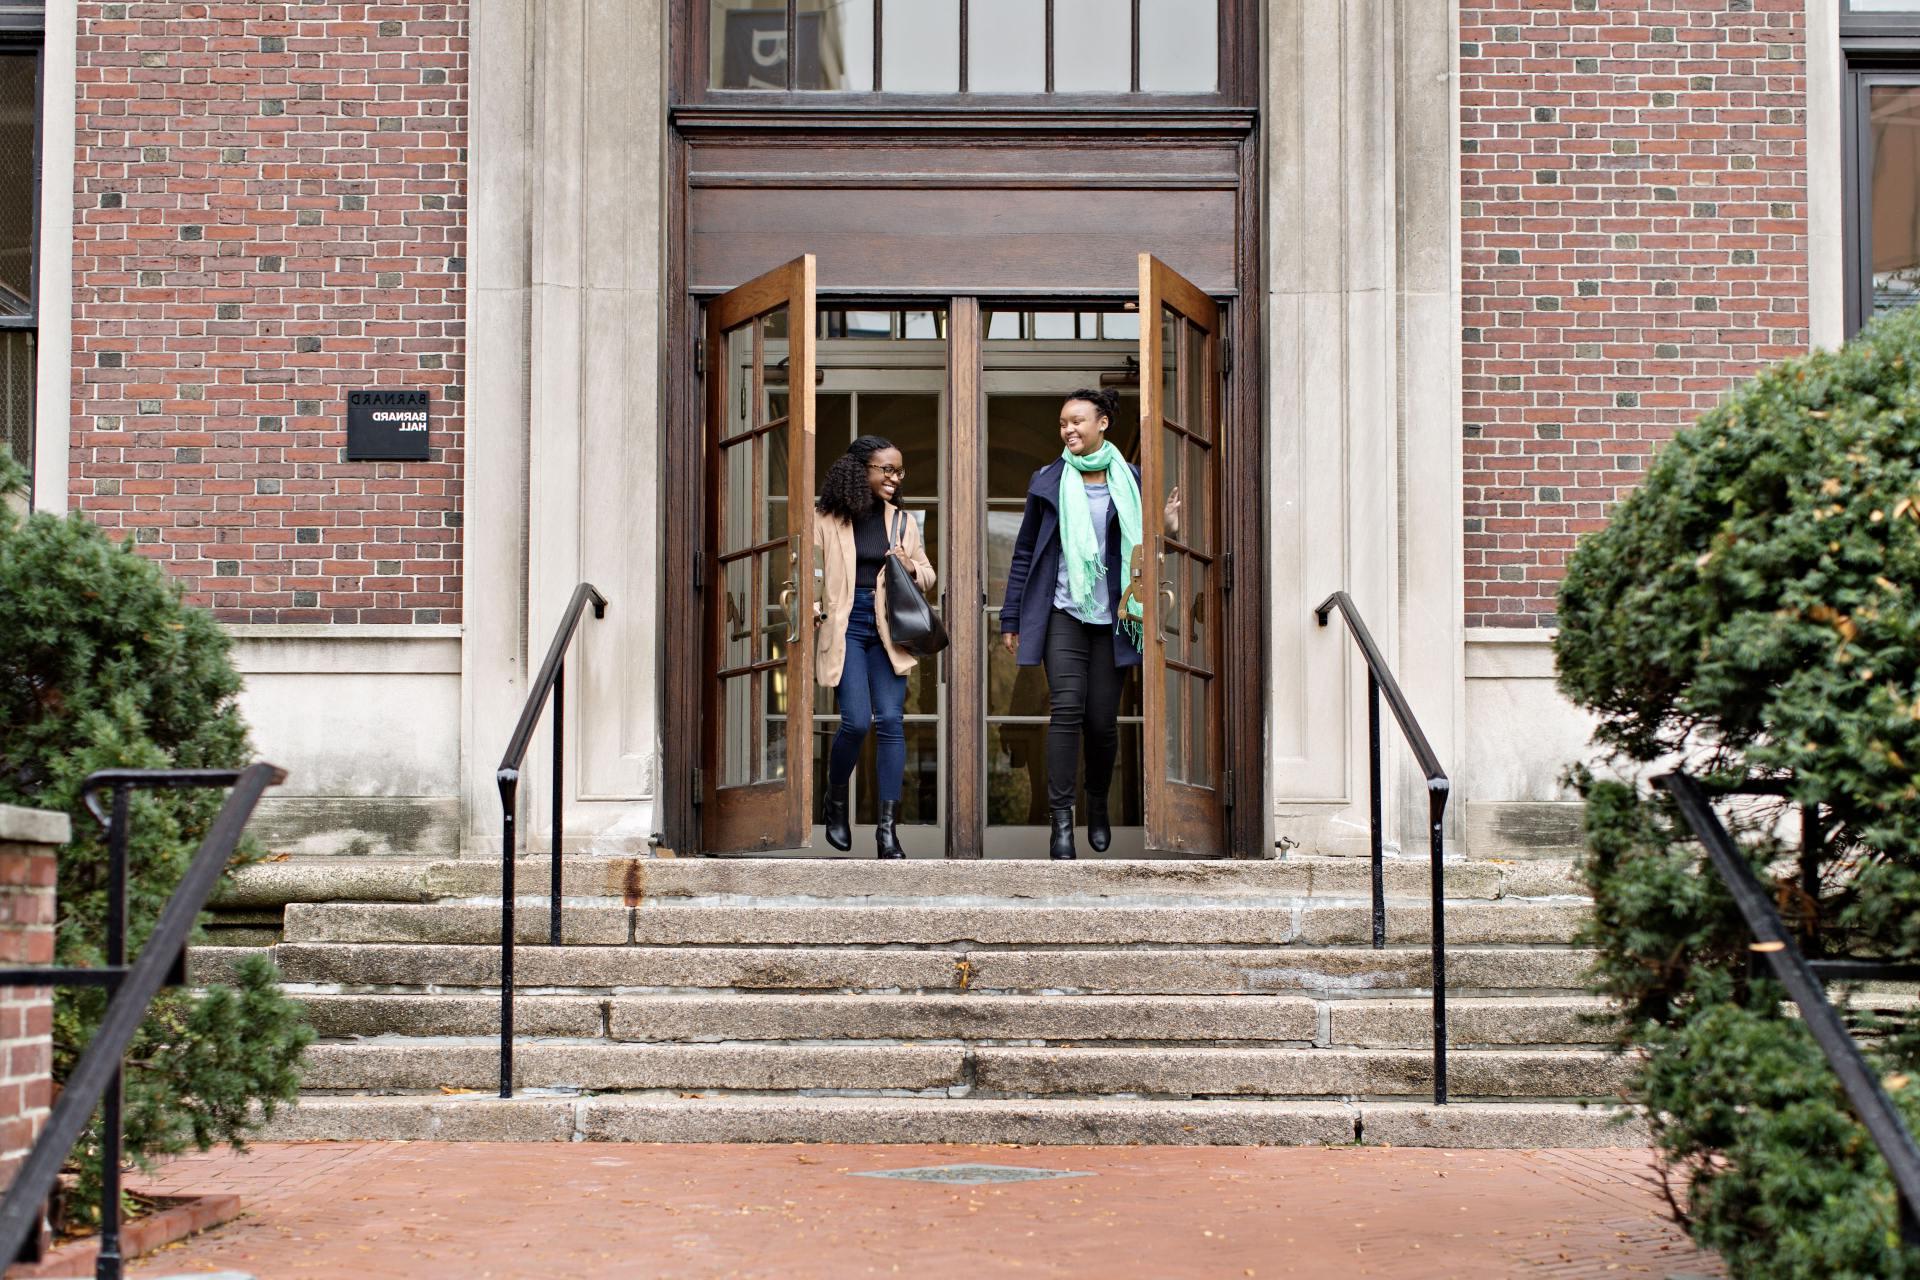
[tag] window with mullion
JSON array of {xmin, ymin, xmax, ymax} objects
[
  {"xmin": 704, "ymin": 0, "xmax": 1219, "ymax": 97},
  {"xmin": 0, "ymin": 20, "xmax": 38, "ymax": 477}
]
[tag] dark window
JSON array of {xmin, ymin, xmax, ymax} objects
[
  {"xmin": 0, "ymin": 4, "xmax": 38, "ymax": 477},
  {"xmin": 704, "ymin": 0, "xmax": 1221, "ymax": 97},
  {"xmin": 1845, "ymin": 5, "xmax": 1920, "ymax": 331}
]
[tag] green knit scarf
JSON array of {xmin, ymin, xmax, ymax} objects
[{"xmin": 1057, "ymin": 440, "xmax": 1143, "ymax": 646}]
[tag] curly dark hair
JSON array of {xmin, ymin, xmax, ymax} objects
[
  {"xmin": 1062, "ymin": 387, "xmax": 1121, "ymax": 433},
  {"xmin": 816, "ymin": 434, "xmax": 895, "ymax": 522}
]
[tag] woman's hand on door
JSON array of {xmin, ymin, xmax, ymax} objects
[{"xmin": 1163, "ymin": 485, "xmax": 1182, "ymax": 537}]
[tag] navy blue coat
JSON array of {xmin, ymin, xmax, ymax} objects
[{"xmin": 1000, "ymin": 458, "xmax": 1144, "ymax": 669}]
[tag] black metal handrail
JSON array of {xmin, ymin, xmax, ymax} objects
[
  {"xmin": 497, "ymin": 582, "xmax": 607, "ymax": 1098},
  {"xmin": 0, "ymin": 763, "xmax": 284, "ymax": 1278},
  {"xmin": 1659, "ymin": 770, "xmax": 1920, "ymax": 1246},
  {"xmin": 1315, "ymin": 590, "xmax": 1451, "ymax": 1104}
]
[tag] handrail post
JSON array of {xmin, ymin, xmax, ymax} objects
[
  {"xmin": 497, "ymin": 770, "xmax": 518, "ymax": 1100},
  {"xmin": 98, "ymin": 786, "xmax": 131, "ymax": 1280},
  {"xmin": 551, "ymin": 661, "xmax": 564, "ymax": 947},
  {"xmin": 1429, "ymin": 784, "xmax": 1449, "ymax": 1106},
  {"xmin": 1367, "ymin": 673, "xmax": 1384, "ymax": 950}
]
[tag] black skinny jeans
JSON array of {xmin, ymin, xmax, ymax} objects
[{"xmin": 1042, "ymin": 607, "xmax": 1122, "ymax": 812}]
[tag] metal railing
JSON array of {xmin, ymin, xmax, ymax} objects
[
  {"xmin": 0, "ymin": 763, "xmax": 285, "ymax": 1279},
  {"xmin": 1314, "ymin": 591, "xmax": 1452, "ymax": 1104},
  {"xmin": 1659, "ymin": 770, "xmax": 1920, "ymax": 1246},
  {"xmin": 497, "ymin": 582, "xmax": 607, "ymax": 1098}
]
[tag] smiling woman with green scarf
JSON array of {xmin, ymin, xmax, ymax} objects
[{"xmin": 1000, "ymin": 388, "xmax": 1179, "ymax": 860}]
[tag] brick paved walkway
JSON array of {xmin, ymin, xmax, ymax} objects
[{"xmin": 123, "ymin": 1142, "xmax": 1723, "ymax": 1279}]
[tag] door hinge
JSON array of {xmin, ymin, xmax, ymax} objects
[
  {"xmin": 1223, "ymin": 769, "xmax": 1236, "ymax": 811},
  {"xmin": 1221, "ymin": 342, "xmax": 1232, "ymax": 378},
  {"xmin": 694, "ymin": 339, "xmax": 705, "ymax": 376},
  {"xmin": 692, "ymin": 767, "xmax": 704, "ymax": 807},
  {"xmin": 1222, "ymin": 551, "xmax": 1234, "ymax": 594},
  {"xmin": 693, "ymin": 550, "xmax": 704, "ymax": 592}
]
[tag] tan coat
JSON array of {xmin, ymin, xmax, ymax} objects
[{"xmin": 812, "ymin": 503, "xmax": 937, "ymax": 688}]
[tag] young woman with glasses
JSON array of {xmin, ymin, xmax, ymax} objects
[{"xmin": 812, "ymin": 434, "xmax": 935, "ymax": 858}]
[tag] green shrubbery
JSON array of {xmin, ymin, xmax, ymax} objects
[
  {"xmin": 0, "ymin": 465, "xmax": 310, "ymax": 1224},
  {"xmin": 1556, "ymin": 306, "xmax": 1920, "ymax": 1278}
]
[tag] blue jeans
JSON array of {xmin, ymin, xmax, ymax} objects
[{"xmin": 830, "ymin": 588, "xmax": 908, "ymax": 804}]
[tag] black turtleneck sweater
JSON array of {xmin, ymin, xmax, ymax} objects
[{"xmin": 853, "ymin": 505, "xmax": 889, "ymax": 585}]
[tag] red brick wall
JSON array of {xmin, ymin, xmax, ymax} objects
[
  {"xmin": 0, "ymin": 832, "xmax": 56, "ymax": 1192},
  {"xmin": 69, "ymin": 3, "xmax": 468, "ymax": 623},
  {"xmin": 1460, "ymin": 0, "xmax": 1809, "ymax": 628}
]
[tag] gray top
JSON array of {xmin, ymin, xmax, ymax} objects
[{"xmin": 1052, "ymin": 481, "xmax": 1113, "ymax": 626}]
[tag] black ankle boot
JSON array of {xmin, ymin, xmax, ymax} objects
[
  {"xmin": 875, "ymin": 801, "xmax": 905, "ymax": 859},
  {"xmin": 823, "ymin": 781, "xmax": 851, "ymax": 852},
  {"xmin": 1086, "ymin": 794, "xmax": 1111, "ymax": 854},
  {"xmin": 1048, "ymin": 808, "xmax": 1076, "ymax": 861}
]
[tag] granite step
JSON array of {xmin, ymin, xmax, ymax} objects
[
  {"xmin": 279, "ymin": 899, "xmax": 1592, "ymax": 948},
  {"xmin": 217, "ymin": 856, "xmax": 1584, "ymax": 910},
  {"xmin": 253, "ymin": 1094, "xmax": 1645, "ymax": 1149},
  {"xmin": 298, "ymin": 1041, "xmax": 1630, "ymax": 1100},
  {"xmin": 288, "ymin": 992, "xmax": 1615, "ymax": 1048},
  {"xmin": 194, "ymin": 943, "xmax": 1601, "ymax": 995}
]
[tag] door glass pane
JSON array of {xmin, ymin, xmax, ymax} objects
[
  {"xmin": 1053, "ymin": 0, "xmax": 1131, "ymax": 92},
  {"xmin": 881, "ymin": 0, "xmax": 960, "ymax": 92},
  {"xmin": 711, "ymin": 0, "xmax": 791, "ymax": 90},
  {"xmin": 1158, "ymin": 548, "xmax": 1185, "ymax": 665},
  {"xmin": 969, "ymin": 0, "xmax": 1045, "ymax": 92},
  {"xmin": 1160, "ymin": 425, "xmax": 1183, "ymax": 537},
  {"xmin": 1183, "ymin": 320, "xmax": 1207, "ymax": 438},
  {"xmin": 764, "ymin": 666, "xmax": 790, "ymax": 780},
  {"xmin": 861, "ymin": 393, "xmax": 938, "ymax": 484},
  {"xmin": 814, "ymin": 392, "xmax": 853, "ymax": 491},
  {"xmin": 1163, "ymin": 662, "xmax": 1185, "ymax": 783},
  {"xmin": 1186, "ymin": 437, "xmax": 1210, "ymax": 553},
  {"xmin": 759, "ymin": 544, "xmax": 795, "ymax": 665},
  {"xmin": 986, "ymin": 723, "xmax": 1048, "ymax": 825},
  {"xmin": 723, "ymin": 438, "xmax": 754, "ymax": 552},
  {"xmin": 1870, "ymin": 84, "xmax": 1920, "ymax": 318},
  {"xmin": 0, "ymin": 55, "xmax": 33, "ymax": 308},
  {"xmin": 985, "ymin": 395, "xmax": 1063, "ymax": 497},
  {"xmin": 1139, "ymin": 0, "xmax": 1217, "ymax": 92},
  {"xmin": 987, "ymin": 507, "xmax": 1024, "ymax": 600},
  {"xmin": 765, "ymin": 422, "xmax": 790, "ymax": 539},
  {"xmin": 1188, "ymin": 556, "xmax": 1209, "ymax": 673},
  {"xmin": 722, "ymin": 556, "xmax": 752, "ymax": 671},
  {"xmin": 1187, "ymin": 673, "xmax": 1208, "ymax": 787},
  {"xmin": 798, "ymin": 0, "xmax": 875, "ymax": 91},
  {"xmin": 759, "ymin": 306, "xmax": 790, "ymax": 423},
  {"xmin": 1159, "ymin": 307, "xmax": 1180, "ymax": 425},
  {"xmin": 722, "ymin": 674, "xmax": 755, "ymax": 785},
  {"xmin": 987, "ymin": 628, "xmax": 1052, "ymax": 717},
  {"xmin": 0, "ymin": 331, "xmax": 31, "ymax": 472},
  {"xmin": 724, "ymin": 320, "xmax": 756, "ymax": 441}
]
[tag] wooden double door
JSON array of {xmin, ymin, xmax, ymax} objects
[{"xmin": 697, "ymin": 254, "xmax": 1232, "ymax": 857}]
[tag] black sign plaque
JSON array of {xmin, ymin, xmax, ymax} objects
[{"xmin": 346, "ymin": 389, "xmax": 431, "ymax": 461}]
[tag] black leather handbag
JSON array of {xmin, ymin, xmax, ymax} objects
[{"xmin": 882, "ymin": 508, "xmax": 949, "ymax": 657}]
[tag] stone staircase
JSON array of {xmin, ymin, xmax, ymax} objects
[{"xmin": 192, "ymin": 855, "xmax": 1642, "ymax": 1148}]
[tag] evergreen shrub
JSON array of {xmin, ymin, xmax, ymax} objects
[
  {"xmin": 1556, "ymin": 305, "xmax": 1920, "ymax": 1278},
  {"xmin": 0, "ymin": 464, "xmax": 311, "ymax": 1224}
]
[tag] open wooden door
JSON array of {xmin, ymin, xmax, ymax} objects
[
  {"xmin": 701, "ymin": 256, "xmax": 817, "ymax": 852},
  {"xmin": 1139, "ymin": 254, "xmax": 1227, "ymax": 855}
]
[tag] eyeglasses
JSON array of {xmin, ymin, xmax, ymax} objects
[{"xmin": 868, "ymin": 463, "xmax": 907, "ymax": 481}]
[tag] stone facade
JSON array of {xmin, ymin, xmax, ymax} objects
[
  {"xmin": 0, "ymin": 806, "xmax": 66, "ymax": 1194},
  {"xmin": 68, "ymin": 2, "xmax": 469, "ymax": 623},
  {"xmin": 22, "ymin": 3, "xmax": 1836, "ymax": 853},
  {"xmin": 1460, "ymin": 0, "xmax": 1810, "ymax": 628}
]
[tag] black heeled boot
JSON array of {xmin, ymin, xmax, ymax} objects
[
  {"xmin": 875, "ymin": 801, "xmax": 905, "ymax": 860},
  {"xmin": 823, "ymin": 780, "xmax": 852, "ymax": 852},
  {"xmin": 1086, "ymin": 794, "xmax": 1111, "ymax": 854},
  {"xmin": 1048, "ymin": 808, "xmax": 1077, "ymax": 861}
]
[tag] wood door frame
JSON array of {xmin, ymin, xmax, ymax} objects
[{"xmin": 660, "ymin": 141, "xmax": 1266, "ymax": 860}]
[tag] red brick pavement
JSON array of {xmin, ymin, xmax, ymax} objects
[{"xmin": 122, "ymin": 1142, "xmax": 1723, "ymax": 1279}]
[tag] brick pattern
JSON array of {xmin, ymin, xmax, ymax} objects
[
  {"xmin": 1460, "ymin": 0, "xmax": 1809, "ymax": 628},
  {"xmin": 0, "ymin": 839, "xmax": 56, "ymax": 1191},
  {"xmin": 69, "ymin": 2, "xmax": 469, "ymax": 623}
]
